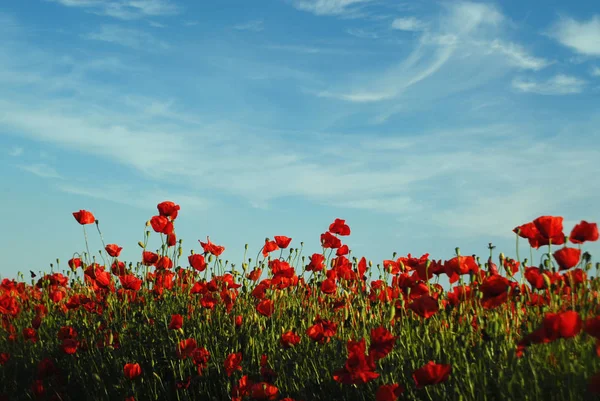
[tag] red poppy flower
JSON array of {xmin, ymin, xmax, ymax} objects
[
  {"xmin": 408, "ymin": 295, "xmax": 439, "ymax": 319},
  {"xmin": 68, "ymin": 258, "xmax": 82, "ymax": 270},
  {"xmin": 369, "ymin": 326, "xmax": 397, "ymax": 361},
  {"xmin": 321, "ymin": 232, "xmax": 342, "ymax": 249},
  {"xmin": 520, "ymin": 311, "xmax": 582, "ymax": 347},
  {"xmin": 250, "ymin": 382, "xmax": 279, "ymax": 401},
  {"xmin": 142, "ymin": 251, "xmax": 159, "ymax": 266},
  {"xmin": 412, "ymin": 361, "xmax": 452, "ymax": 388},
  {"xmin": 333, "ymin": 338, "xmax": 379, "ymax": 385},
  {"xmin": 0, "ymin": 353, "xmax": 9, "ymax": 366},
  {"xmin": 124, "ymin": 363, "xmax": 142, "ymax": 380},
  {"xmin": 150, "ymin": 215, "xmax": 173, "ymax": 235},
  {"xmin": 224, "ymin": 352, "xmax": 243, "ymax": 377},
  {"xmin": 256, "ymin": 300, "xmax": 274, "ymax": 317},
  {"xmin": 105, "ymin": 244, "xmax": 123, "ymax": 257},
  {"xmin": 57, "ymin": 326, "xmax": 77, "ymax": 341},
  {"xmin": 176, "ymin": 338, "xmax": 197, "ymax": 359},
  {"xmin": 72, "ymin": 210, "xmax": 95, "ymax": 225},
  {"xmin": 188, "ymin": 254, "xmax": 207, "ymax": 272},
  {"xmin": 336, "ymin": 244, "xmax": 349, "ymax": 256},
  {"xmin": 262, "ymin": 239, "xmax": 279, "ymax": 257},
  {"xmin": 444, "ymin": 256, "xmax": 479, "ymax": 284},
  {"xmin": 376, "ymin": 384, "xmax": 404, "ymax": 401},
  {"xmin": 553, "ymin": 247, "xmax": 581, "ymax": 271},
  {"xmin": 280, "ymin": 331, "xmax": 301, "ymax": 348},
  {"xmin": 562, "ymin": 268, "xmax": 587, "ymax": 287},
  {"xmin": 235, "ymin": 315, "xmax": 243, "ymax": 327},
  {"xmin": 306, "ymin": 253, "xmax": 325, "ymax": 272},
  {"xmin": 169, "ymin": 314, "xmax": 184, "ymax": 330},
  {"xmin": 569, "ymin": 220, "xmax": 599, "ymax": 244},
  {"xmin": 192, "ymin": 347, "xmax": 210, "ymax": 375},
  {"xmin": 155, "ymin": 256, "xmax": 173, "ymax": 270},
  {"xmin": 61, "ymin": 339, "xmax": 78, "ymax": 355},
  {"xmin": 157, "ymin": 201, "xmax": 180, "ymax": 220},
  {"xmin": 119, "ymin": 275, "xmax": 142, "ymax": 291},
  {"xmin": 329, "ymin": 218, "xmax": 351, "ymax": 236},
  {"xmin": 321, "ymin": 278, "xmax": 337, "ymax": 294},
  {"xmin": 306, "ymin": 316, "xmax": 337, "ymax": 344},
  {"xmin": 199, "ymin": 237, "xmax": 225, "ymax": 257},
  {"xmin": 167, "ymin": 232, "xmax": 177, "ymax": 247},
  {"xmin": 479, "ymin": 275, "xmax": 510, "ymax": 309},
  {"xmin": 533, "ymin": 216, "xmax": 565, "ymax": 243},
  {"xmin": 274, "ymin": 235, "xmax": 292, "ymax": 248},
  {"xmin": 247, "ymin": 268, "xmax": 262, "ymax": 281},
  {"xmin": 23, "ymin": 328, "xmax": 37, "ymax": 343}
]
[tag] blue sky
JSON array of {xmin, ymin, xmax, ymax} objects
[{"xmin": 1, "ymin": 0, "xmax": 599, "ymax": 285}]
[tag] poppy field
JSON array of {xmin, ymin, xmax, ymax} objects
[{"xmin": 1, "ymin": 201, "xmax": 600, "ymax": 401}]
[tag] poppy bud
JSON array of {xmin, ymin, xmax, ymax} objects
[
  {"xmin": 138, "ymin": 241, "xmax": 145, "ymax": 248},
  {"xmin": 146, "ymin": 220, "xmax": 151, "ymax": 227},
  {"xmin": 543, "ymin": 274, "xmax": 552, "ymax": 289}
]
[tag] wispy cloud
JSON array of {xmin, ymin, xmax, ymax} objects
[
  {"xmin": 346, "ymin": 28, "xmax": 378, "ymax": 39},
  {"xmin": 46, "ymin": 0, "xmax": 180, "ymax": 20},
  {"xmin": 1, "ymin": 2, "xmax": 599, "ymax": 267},
  {"xmin": 313, "ymin": 2, "xmax": 535, "ymax": 105},
  {"xmin": 233, "ymin": 19, "xmax": 264, "ymax": 32},
  {"xmin": 512, "ymin": 74, "xmax": 586, "ymax": 95},
  {"xmin": 488, "ymin": 40, "xmax": 552, "ymax": 71},
  {"xmin": 289, "ymin": 0, "xmax": 374, "ymax": 17},
  {"xmin": 264, "ymin": 43, "xmax": 353, "ymax": 55},
  {"xmin": 391, "ymin": 16, "xmax": 427, "ymax": 31},
  {"xmin": 56, "ymin": 182, "xmax": 212, "ymax": 212},
  {"xmin": 547, "ymin": 15, "xmax": 600, "ymax": 56},
  {"xmin": 16, "ymin": 163, "xmax": 64, "ymax": 179},
  {"xmin": 591, "ymin": 66, "xmax": 600, "ymax": 77},
  {"xmin": 8, "ymin": 146, "xmax": 23, "ymax": 157},
  {"xmin": 148, "ymin": 20, "xmax": 166, "ymax": 28},
  {"xmin": 83, "ymin": 25, "xmax": 169, "ymax": 50}
]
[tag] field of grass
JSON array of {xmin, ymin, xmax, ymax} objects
[{"xmin": 1, "ymin": 201, "xmax": 599, "ymax": 400}]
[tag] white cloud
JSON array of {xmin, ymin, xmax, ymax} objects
[
  {"xmin": 83, "ymin": 25, "xmax": 169, "ymax": 50},
  {"xmin": 591, "ymin": 66, "xmax": 600, "ymax": 77},
  {"xmin": 1, "ymin": 6, "xmax": 599, "ymax": 248},
  {"xmin": 391, "ymin": 17, "xmax": 426, "ymax": 31},
  {"xmin": 290, "ymin": 0, "xmax": 373, "ymax": 17},
  {"xmin": 16, "ymin": 163, "xmax": 64, "ymax": 179},
  {"xmin": 8, "ymin": 146, "xmax": 23, "ymax": 156},
  {"xmin": 46, "ymin": 0, "xmax": 180, "ymax": 20},
  {"xmin": 264, "ymin": 44, "xmax": 354, "ymax": 55},
  {"xmin": 346, "ymin": 28, "xmax": 378, "ymax": 39},
  {"xmin": 233, "ymin": 19, "xmax": 264, "ymax": 32},
  {"xmin": 488, "ymin": 40, "xmax": 552, "ymax": 71},
  {"xmin": 148, "ymin": 20, "xmax": 166, "ymax": 28},
  {"xmin": 317, "ymin": 90, "xmax": 395, "ymax": 102},
  {"xmin": 512, "ymin": 74, "xmax": 586, "ymax": 95},
  {"xmin": 312, "ymin": 1, "xmax": 549, "ymax": 108},
  {"xmin": 57, "ymin": 182, "xmax": 212, "ymax": 212},
  {"xmin": 548, "ymin": 15, "xmax": 600, "ymax": 56}
]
